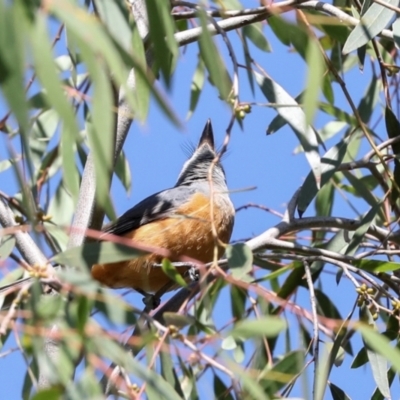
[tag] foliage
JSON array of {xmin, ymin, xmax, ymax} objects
[{"xmin": 1, "ymin": 0, "xmax": 400, "ymax": 399}]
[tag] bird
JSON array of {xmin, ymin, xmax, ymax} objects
[{"xmin": 91, "ymin": 119, "xmax": 235, "ymax": 295}]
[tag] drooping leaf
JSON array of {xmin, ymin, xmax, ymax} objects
[
  {"xmin": 255, "ymin": 71, "xmax": 321, "ymax": 187},
  {"xmin": 298, "ymin": 137, "xmax": 349, "ymax": 216},
  {"xmin": 198, "ymin": 9, "xmax": 232, "ymax": 100}
]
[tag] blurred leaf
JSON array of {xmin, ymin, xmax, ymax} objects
[
  {"xmin": 231, "ymin": 316, "xmax": 286, "ymax": 339},
  {"xmin": 94, "ymin": 290, "xmax": 137, "ymax": 326},
  {"xmin": 260, "ymin": 350, "xmax": 304, "ymax": 395},
  {"xmin": 52, "ymin": 241, "xmax": 146, "ymax": 270},
  {"xmin": 93, "ymin": 0, "xmax": 132, "ymax": 52},
  {"xmin": 357, "ymin": 324, "xmax": 400, "ymax": 373},
  {"xmin": 163, "ymin": 312, "xmax": 195, "ymax": 329},
  {"xmin": 160, "ymin": 340, "xmax": 185, "ymax": 398},
  {"xmin": 161, "ymin": 258, "xmax": 187, "ymax": 287},
  {"xmin": 298, "ymin": 137, "xmax": 348, "ymax": 216},
  {"xmin": 304, "ymin": 40, "xmax": 324, "ymax": 126},
  {"xmin": 255, "ymin": 71, "xmax": 321, "ymax": 186},
  {"xmin": 31, "ymin": 388, "xmax": 63, "ymax": 400},
  {"xmin": 226, "ymin": 243, "xmax": 253, "ymax": 279},
  {"xmin": 198, "ymin": 9, "xmax": 232, "ymax": 100},
  {"xmin": 314, "ymin": 344, "xmax": 331, "ymax": 400},
  {"xmin": 382, "ymin": 314, "xmax": 400, "ymax": 341},
  {"xmin": 50, "ymin": 0, "xmax": 180, "ymax": 126},
  {"xmin": 0, "ymin": 2, "xmax": 29, "ymax": 135},
  {"xmin": 92, "ymin": 335, "xmax": 182, "ymax": 400},
  {"xmin": 47, "ymin": 181, "xmax": 75, "ymax": 251},
  {"xmin": 241, "ymin": 372, "xmax": 270, "ymax": 400},
  {"xmin": 131, "ymin": 17, "xmax": 151, "ymax": 121},
  {"xmin": 329, "ymin": 382, "xmax": 352, "ymax": 400},
  {"xmin": 243, "ymin": 23, "xmax": 271, "ymax": 52},
  {"xmin": 0, "ymin": 235, "xmax": 15, "ymax": 260},
  {"xmin": 30, "ymin": 109, "xmax": 60, "ymax": 169},
  {"xmin": 114, "ymin": 150, "xmax": 132, "ymax": 194},
  {"xmin": 78, "ymin": 36, "xmax": 114, "ymax": 212},
  {"xmin": 187, "ymin": 56, "xmax": 205, "ymax": 119},
  {"xmin": 34, "ymin": 294, "xmax": 64, "ymax": 320},
  {"xmin": 214, "ymin": 374, "xmax": 234, "ymax": 400},
  {"xmin": 28, "ymin": 12, "xmax": 80, "ymax": 198},
  {"xmin": 230, "ymin": 285, "xmax": 247, "ymax": 321},
  {"xmin": 146, "ymin": 0, "xmax": 178, "ymax": 87},
  {"xmin": 353, "ymin": 259, "xmax": 400, "ymax": 272},
  {"xmin": 268, "ymin": 15, "xmax": 309, "ymax": 58},
  {"xmin": 343, "ymin": 0, "xmax": 399, "ymax": 54}
]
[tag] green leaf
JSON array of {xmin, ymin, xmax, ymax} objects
[
  {"xmin": 353, "ymin": 259, "xmax": 400, "ymax": 272},
  {"xmin": 259, "ymin": 350, "xmax": 304, "ymax": 396},
  {"xmin": 357, "ymin": 324, "xmax": 400, "ymax": 374},
  {"xmin": 0, "ymin": 235, "xmax": 15, "ymax": 260},
  {"xmin": 243, "ymin": 23, "xmax": 271, "ymax": 52},
  {"xmin": 114, "ymin": 150, "xmax": 132, "ymax": 194},
  {"xmin": 77, "ymin": 35, "xmax": 114, "ymax": 212},
  {"xmin": 385, "ymin": 107, "xmax": 400, "ymax": 204},
  {"xmin": 92, "ymin": 336, "xmax": 183, "ymax": 400},
  {"xmin": 226, "ymin": 243, "xmax": 253, "ymax": 279},
  {"xmin": 162, "ymin": 312, "xmax": 195, "ymax": 329},
  {"xmin": 198, "ymin": 9, "xmax": 232, "ymax": 100},
  {"xmin": 31, "ymin": 388, "xmax": 63, "ymax": 400},
  {"xmin": 161, "ymin": 258, "xmax": 187, "ymax": 287},
  {"xmin": 0, "ymin": 2, "xmax": 29, "ymax": 136},
  {"xmin": 304, "ymin": 40, "xmax": 324, "ymax": 126},
  {"xmin": 367, "ymin": 346, "xmax": 390, "ymax": 399},
  {"xmin": 34, "ymin": 295, "xmax": 65, "ymax": 320},
  {"xmin": 351, "ymin": 347, "xmax": 368, "ymax": 368},
  {"xmin": 52, "ymin": 241, "xmax": 147, "ymax": 270},
  {"xmin": 231, "ymin": 316, "xmax": 286, "ymax": 339},
  {"xmin": 49, "ymin": 0, "xmax": 180, "ymax": 127},
  {"xmin": 160, "ymin": 339, "xmax": 185, "ymax": 398},
  {"xmin": 93, "ymin": 0, "xmax": 132, "ymax": 53},
  {"xmin": 28, "ymin": 12, "xmax": 80, "ymax": 199},
  {"xmin": 214, "ymin": 374, "xmax": 234, "ymax": 400},
  {"xmin": 187, "ymin": 56, "xmax": 205, "ymax": 119},
  {"xmin": 343, "ymin": 0, "xmax": 399, "ymax": 54},
  {"xmin": 255, "ymin": 71, "xmax": 321, "ymax": 186},
  {"xmin": 329, "ymin": 382, "xmax": 352, "ymax": 400},
  {"xmin": 345, "ymin": 202, "xmax": 381, "ymax": 256},
  {"xmin": 146, "ymin": 0, "xmax": 178, "ymax": 87},
  {"xmin": 298, "ymin": 137, "xmax": 348, "ymax": 215}
]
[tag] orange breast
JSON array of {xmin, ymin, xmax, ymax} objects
[{"xmin": 91, "ymin": 193, "xmax": 234, "ymax": 293}]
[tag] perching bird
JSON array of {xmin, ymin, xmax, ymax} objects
[{"xmin": 91, "ymin": 119, "xmax": 235, "ymax": 294}]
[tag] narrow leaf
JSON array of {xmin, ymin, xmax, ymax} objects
[
  {"xmin": 255, "ymin": 71, "xmax": 320, "ymax": 186},
  {"xmin": 298, "ymin": 137, "xmax": 348, "ymax": 215},
  {"xmin": 343, "ymin": 0, "xmax": 400, "ymax": 54}
]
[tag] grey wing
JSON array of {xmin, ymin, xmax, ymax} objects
[{"xmin": 103, "ymin": 186, "xmax": 197, "ymax": 236}]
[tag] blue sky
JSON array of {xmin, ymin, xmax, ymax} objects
[{"xmin": 0, "ymin": 6, "xmax": 397, "ymax": 399}]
